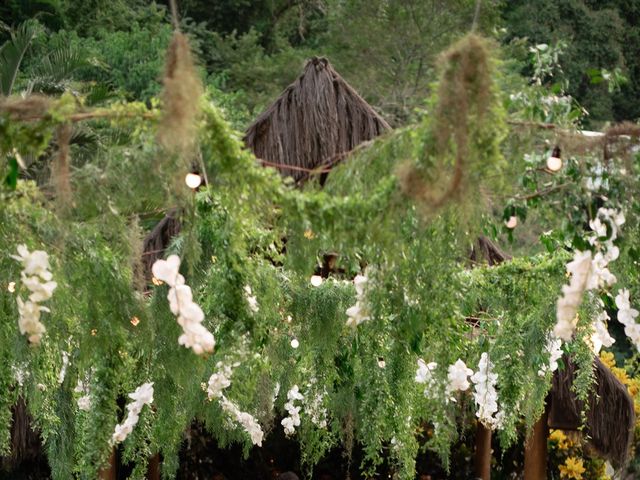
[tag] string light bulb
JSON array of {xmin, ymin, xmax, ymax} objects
[
  {"xmin": 505, "ymin": 216, "xmax": 518, "ymax": 229},
  {"xmin": 185, "ymin": 172, "xmax": 202, "ymax": 189},
  {"xmin": 546, "ymin": 146, "xmax": 562, "ymax": 172},
  {"xmin": 546, "ymin": 156, "xmax": 562, "ymax": 172},
  {"xmin": 291, "ymin": 338, "xmax": 299, "ymax": 349}
]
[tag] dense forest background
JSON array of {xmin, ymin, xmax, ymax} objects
[{"xmin": 1, "ymin": 0, "xmax": 638, "ymax": 130}]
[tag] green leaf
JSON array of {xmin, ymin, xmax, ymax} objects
[
  {"xmin": 4, "ymin": 156, "xmax": 18, "ymax": 189},
  {"xmin": 587, "ymin": 68, "xmax": 603, "ymax": 85}
]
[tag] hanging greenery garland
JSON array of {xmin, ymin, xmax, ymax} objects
[{"xmin": 1, "ymin": 28, "xmax": 640, "ymax": 480}]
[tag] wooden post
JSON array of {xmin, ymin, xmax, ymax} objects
[
  {"xmin": 147, "ymin": 453, "xmax": 161, "ymax": 480},
  {"xmin": 474, "ymin": 422, "xmax": 492, "ymax": 479},
  {"xmin": 99, "ymin": 449, "xmax": 116, "ymax": 480},
  {"xmin": 524, "ymin": 407, "xmax": 549, "ymax": 480}
]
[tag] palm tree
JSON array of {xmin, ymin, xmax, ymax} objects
[
  {"xmin": 0, "ymin": 19, "xmax": 91, "ymax": 97},
  {"xmin": 0, "ymin": 19, "xmax": 41, "ymax": 96}
]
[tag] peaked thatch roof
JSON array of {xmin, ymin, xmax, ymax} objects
[
  {"xmin": 469, "ymin": 235, "xmax": 512, "ymax": 266},
  {"xmin": 550, "ymin": 355, "xmax": 635, "ymax": 468},
  {"xmin": 244, "ymin": 57, "xmax": 390, "ymax": 182}
]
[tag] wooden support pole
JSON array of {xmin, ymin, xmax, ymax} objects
[
  {"xmin": 524, "ymin": 407, "xmax": 549, "ymax": 480},
  {"xmin": 98, "ymin": 449, "xmax": 116, "ymax": 480},
  {"xmin": 147, "ymin": 453, "xmax": 161, "ymax": 480},
  {"xmin": 474, "ymin": 422, "xmax": 492, "ymax": 480}
]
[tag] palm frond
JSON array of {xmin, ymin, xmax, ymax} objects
[
  {"xmin": 0, "ymin": 20, "xmax": 42, "ymax": 96},
  {"xmin": 37, "ymin": 46, "xmax": 87, "ymax": 82},
  {"xmin": 27, "ymin": 45, "xmax": 89, "ymax": 94},
  {"xmin": 84, "ymin": 83, "xmax": 117, "ymax": 107}
]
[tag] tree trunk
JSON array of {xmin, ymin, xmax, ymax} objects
[{"xmin": 524, "ymin": 407, "xmax": 549, "ymax": 480}]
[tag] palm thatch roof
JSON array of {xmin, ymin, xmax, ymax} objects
[
  {"xmin": 469, "ymin": 240, "xmax": 635, "ymax": 468},
  {"xmin": 244, "ymin": 57, "xmax": 390, "ymax": 182},
  {"xmin": 141, "ymin": 210, "xmax": 181, "ymax": 282},
  {"xmin": 470, "ymin": 235, "xmax": 512, "ymax": 266},
  {"xmin": 550, "ymin": 355, "xmax": 635, "ymax": 468},
  {"xmin": 1, "ymin": 398, "xmax": 46, "ymax": 473}
]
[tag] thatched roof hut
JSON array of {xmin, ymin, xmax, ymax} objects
[
  {"xmin": 469, "ymin": 241, "xmax": 635, "ymax": 471},
  {"xmin": 470, "ymin": 235, "xmax": 512, "ymax": 266},
  {"xmin": 478, "ymin": 246, "xmax": 635, "ymax": 468},
  {"xmin": 244, "ymin": 57, "xmax": 390, "ymax": 182},
  {"xmin": 141, "ymin": 210, "xmax": 181, "ymax": 282},
  {"xmin": 550, "ymin": 355, "xmax": 635, "ymax": 468}
]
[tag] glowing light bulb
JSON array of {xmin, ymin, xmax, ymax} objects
[
  {"xmin": 310, "ymin": 275, "xmax": 323, "ymax": 287},
  {"xmin": 546, "ymin": 156, "xmax": 562, "ymax": 172},
  {"xmin": 505, "ymin": 216, "xmax": 518, "ymax": 229},
  {"xmin": 185, "ymin": 172, "xmax": 202, "ymax": 189},
  {"xmin": 377, "ymin": 357, "xmax": 386, "ymax": 368},
  {"xmin": 291, "ymin": 338, "xmax": 299, "ymax": 349}
]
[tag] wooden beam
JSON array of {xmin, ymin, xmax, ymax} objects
[
  {"xmin": 98, "ymin": 449, "xmax": 116, "ymax": 480},
  {"xmin": 474, "ymin": 422, "xmax": 492, "ymax": 479},
  {"xmin": 524, "ymin": 407, "xmax": 549, "ymax": 480}
]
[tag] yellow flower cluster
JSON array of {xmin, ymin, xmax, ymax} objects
[
  {"xmin": 548, "ymin": 427, "xmax": 611, "ymax": 479},
  {"xmin": 600, "ymin": 351, "xmax": 640, "ymax": 417},
  {"xmin": 549, "ymin": 429, "xmax": 574, "ymax": 450},
  {"xmin": 558, "ymin": 457, "xmax": 586, "ymax": 479}
]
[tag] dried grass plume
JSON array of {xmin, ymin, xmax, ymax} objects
[
  {"xmin": 157, "ymin": 31, "xmax": 204, "ymax": 158},
  {"xmin": 51, "ymin": 123, "xmax": 72, "ymax": 211},
  {"xmin": 399, "ymin": 34, "xmax": 494, "ymax": 211},
  {"xmin": 0, "ymin": 95, "xmax": 51, "ymax": 121}
]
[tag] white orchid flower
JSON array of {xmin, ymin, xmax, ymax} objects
[
  {"xmin": 151, "ymin": 255, "xmax": 182, "ymax": 287},
  {"xmin": 167, "ymin": 284, "xmax": 193, "ymax": 315},
  {"xmin": 446, "ymin": 359, "xmax": 473, "ymax": 393},
  {"xmin": 21, "ymin": 274, "xmax": 57, "ymax": 302},
  {"xmin": 129, "ymin": 382, "xmax": 154, "ymax": 405},
  {"xmin": 11, "ymin": 245, "xmax": 52, "ymax": 279}
]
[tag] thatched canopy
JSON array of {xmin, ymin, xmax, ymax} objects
[
  {"xmin": 244, "ymin": 57, "xmax": 390, "ymax": 182},
  {"xmin": 550, "ymin": 355, "xmax": 635, "ymax": 468},
  {"xmin": 1, "ymin": 399, "xmax": 44, "ymax": 472},
  {"xmin": 469, "ymin": 241, "xmax": 635, "ymax": 468},
  {"xmin": 469, "ymin": 235, "xmax": 512, "ymax": 266},
  {"xmin": 141, "ymin": 210, "xmax": 181, "ymax": 282}
]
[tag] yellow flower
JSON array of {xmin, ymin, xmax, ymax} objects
[
  {"xmin": 599, "ymin": 352, "xmax": 640, "ymax": 415},
  {"xmin": 559, "ymin": 457, "xmax": 586, "ymax": 479},
  {"xmin": 303, "ymin": 229, "xmax": 315, "ymax": 239},
  {"xmin": 600, "ymin": 351, "xmax": 616, "ymax": 370},
  {"xmin": 549, "ymin": 429, "xmax": 573, "ymax": 450},
  {"xmin": 549, "ymin": 429, "xmax": 566, "ymax": 443}
]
